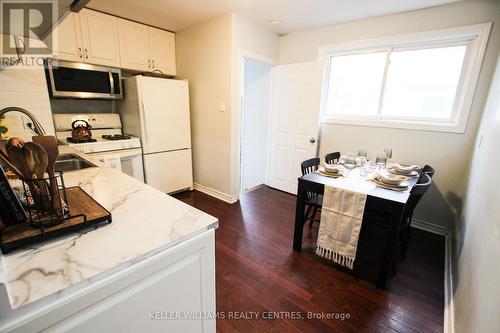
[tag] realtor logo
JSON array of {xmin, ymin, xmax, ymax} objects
[{"xmin": 1, "ymin": 0, "xmax": 57, "ymax": 55}]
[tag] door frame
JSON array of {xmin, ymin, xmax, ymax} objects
[{"xmin": 232, "ymin": 49, "xmax": 276, "ymax": 198}]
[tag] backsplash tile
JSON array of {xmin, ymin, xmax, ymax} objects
[{"xmin": 0, "ymin": 63, "xmax": 55, "ymax": 141}]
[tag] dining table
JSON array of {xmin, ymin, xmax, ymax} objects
[{"xmin": 293, "ymin": 166, "xmax": 418, "ymax": 289}]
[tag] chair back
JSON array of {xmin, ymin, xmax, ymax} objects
[
  {"xmin": 405, "ymin": 173, "xmax": 432, "ymax": 218},
  {"xmin": 325, "ymin": 152, "xmax": 341, "ymax": 164},
  {"xmin": 422, "ymin": 164, "xmax": 435, "ymax": 179},
  {"xmin": 301, "ymin": 157, "xmax": 320, "ymax": 176}
]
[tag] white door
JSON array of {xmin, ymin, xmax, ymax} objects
[
  {"xmin": 149, "ymin": 27, "xmax": 176, "ymax": 76},
  {"xmin": 143, "ymin": 150, "xmax": 193, "ymax": 193},
  {"xmin": 268, "ymin": 62, "xmax": 324, "ymax": 194},
  {"xmin": 52, "ymin": 13, "xmax": 83, "ymax": 62},
  {"xmin": 139, "ymin": 77, "xmax": 191, "ymax": 154},
  {"xmin": 117, "ymin": 19, "xmax": 151, "ymax": 71},
  {"xmin": 79, "ymin": 9, "xmax": 120, "ymax": 67}
]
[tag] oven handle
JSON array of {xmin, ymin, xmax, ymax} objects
[{"xmin": 88, "ymin": 148, "xmax": 142, "ymax": 160}]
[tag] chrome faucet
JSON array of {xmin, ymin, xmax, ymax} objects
[{"xmin": 0, "ymin": 107, "xmax": 46, "ymax": 136}]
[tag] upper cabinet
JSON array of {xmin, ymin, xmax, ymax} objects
[
  {"xmin": 52, "ymin": 12, "xmax": 83, "ymax": 62},
  {"xmin": 118, "ymin": 20, "xmax": 176, "ymax": 76},
  {"xmin": 148, "ymin": 27, "xmax": 176, "ymax": 76},
  {"xmin": 52, "ymin": 9, "xmax": 176, "ymax": 76},
  {"xmin": 117, "ymin": 19, "xmax": 150, "ymax": 71},
  {"xmin": 53, "ymin": 9, "xmax": 120, "ymax": 67},
  {"xmin": 78, "ymin": 9, "xmax": 121, "ymax": 67}
]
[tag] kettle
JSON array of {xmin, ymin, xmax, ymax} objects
[{"xmin": 71, "ymin": 120, "xmax": 92, "ymax": 140}]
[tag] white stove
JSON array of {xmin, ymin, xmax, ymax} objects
[{"xmin": 53, "ymin": 113, "xmax": 144, "ymax": 182}]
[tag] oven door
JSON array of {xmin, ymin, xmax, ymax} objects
[
  {"xmin": 46, "ymin": 60, "xmax": 123, "ymax": 99},
  {"xmin": 89, "ymin": 148, "xmax": 144, "ymax": 182}
]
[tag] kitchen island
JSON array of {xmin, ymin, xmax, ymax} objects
[{"xmin": 0, "ymin": 147, "xmax": 218, "ymax": 332}]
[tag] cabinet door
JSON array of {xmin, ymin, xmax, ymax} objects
[
  {"xmin": 79, "ymin": 9, "xmax": 120, "ymax": 67},
  {"xmin": 117, "ymin": 19, "xmax": 150, "ymax": 71},
  {"xmin": 148, "ymin": 27, "xmax": 176, "ymax": 75},
  {"xmin": 52, "ymin": 12, "xmax": 83, "ymax": 62}
]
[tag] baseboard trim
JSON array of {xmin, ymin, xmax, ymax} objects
[
  {"xmin": 241, "ymin": 184, "xmax": 266, "ymax": 193},
  {"xmin": 193, "ymin": 183, "xmax": 239, "ymax": 204},
  {"xmin": 412, "ymin": 219, "xmax": 449, "ymax": 236},
  {"xmin": 444, "ymin": 233, "xmax": 455, "ymax": 333}
]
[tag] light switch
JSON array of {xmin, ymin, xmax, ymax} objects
[{"xmin": 219, "ymin": 101, "xmax": 226, "ymax": 112}]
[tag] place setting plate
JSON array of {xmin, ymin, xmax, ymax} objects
[
  {"xmin": 318, "ymin": 163, "xmax": 345, "ymax": 178},
  {"xmin": 370, "ymin": 173, "xmax": 410, "ymax": 191}
]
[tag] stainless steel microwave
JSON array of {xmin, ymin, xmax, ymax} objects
[{"xmin": 46, "ymin": 60, "xmax": 123, "ymax": 99}]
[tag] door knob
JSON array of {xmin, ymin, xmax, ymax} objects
[{"xmin": 309, "ymin": 137, "xmax": 316, "ymax": 143}]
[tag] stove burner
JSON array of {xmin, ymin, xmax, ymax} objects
[
  {"xmin": 67, "ymin": 137, "xmax": 97, "ymax": 143},
  {"xmin": 102, "ymin": 134, "xmax": 132, "ymax": 141}
]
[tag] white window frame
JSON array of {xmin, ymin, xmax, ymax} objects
[{"xmin": 318, "ymin": 23, "xmax": 492, "ymax": 133}]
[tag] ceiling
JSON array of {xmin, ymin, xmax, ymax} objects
[{"xmin": 87, "ymin": 0, "xmax": 462, "ymax": 34}]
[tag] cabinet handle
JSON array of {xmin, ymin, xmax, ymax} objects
[
  {"xmin": 84, "ymin": 48, "xmax": 88, "ymax": 59},
  {"xmin": 148, "ymin": 59, "xmax": 151, "ymax": 69},
  {"xmin": 152, "ymin": 59, "xmax": 155, "ymax": 69},
  {"xmin": 78, "ymin": 47, "xmax": 82, "ymax": 58}
]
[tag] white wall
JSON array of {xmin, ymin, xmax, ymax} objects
[
  {"xmin": 452, "ymin": 50, "xmax": 500, "ymax": 333},
  {"xmin": 278, "ymin": 0, "xmax": 500, "ymax": 228},
  {"xmin": 176, "ymin": 14, "xmax": 233, "ymax": 196},
  {"xmin": 241, "ymin": 58, "xmax": 272, "ymax": 190},
  {"xmin": 177, "ymin": 13, "xmax": 278, "ymax": 200},
  {"xmin": 0, "ymin": 64, "xmax": 55, "ymax": 140},
  {"xmin": 230, "ymin": 13, "xmax": 278, "ymax": 197}
]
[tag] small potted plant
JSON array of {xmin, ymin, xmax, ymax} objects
[{"xmin": 0, "ymin": 114, "xmax": 8, "ymax": 141}]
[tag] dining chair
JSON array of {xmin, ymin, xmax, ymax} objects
[
  {"xmin": 422, "ymin": 164, "xmax": 435, "ymax": 179},
  {"xmin": 399, "ymin": 172, "xmax": 433, "ymax": 259},
  {"xmin": 325, "ymin": 152, "xmax": 341, "ymax": 164},
  {"xmin": 300, "ymin": 158, "xmax": 322, "ymax": 226}
]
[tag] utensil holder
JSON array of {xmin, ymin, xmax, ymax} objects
[{"xmin": 21, "ymin": 171, "xmax": 72, "ymax": 228}]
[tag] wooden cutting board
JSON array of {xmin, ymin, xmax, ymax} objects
[{"xmin": 1, "ymin": 186, "xmax": 112, "ymax": 253}]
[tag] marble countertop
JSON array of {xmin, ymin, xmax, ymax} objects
[{"xmin": 0, "ymin": 146, "xmax": 218, "ymax": 310}]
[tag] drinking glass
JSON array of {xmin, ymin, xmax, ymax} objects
[
  {"xmin": 384, "ymin": 147, "xmax": 393, "ymax": 159},
  {"xmin": 375, "ymin": 152, "xmax": 387, "ymax": 170},
  {"xmin": 358, "ymin": 147, "xmax": 368, "ymax": 158},
  {"xmin": 345, "ymin": 155, "xmax": 356, "ymax": 170}
]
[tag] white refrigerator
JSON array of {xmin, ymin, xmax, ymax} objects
[{"xmin": 119, "ymin": 76, "xmax": 193, "ymax": 193}]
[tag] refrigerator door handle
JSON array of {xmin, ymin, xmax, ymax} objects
[{"xmin": 141, "ymin": 100, "xmax": 149, "ymax": 143}]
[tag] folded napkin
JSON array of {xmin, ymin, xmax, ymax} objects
[
  {"xmin": 316, "ymin": 185, "xmax": 368, "ymax": 270},
  {"xmin": 372, "ymin": 172, "xmax": 407, "ymax": 185},
  {"xmin": 320, "ymin": 162, "xmax": 345, "ymax": 174},
  {"xmin": 392, "ymin": 163, "xmax": 420, "ymax": 173}
]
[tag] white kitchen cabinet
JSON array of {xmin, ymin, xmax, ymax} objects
[
  {"xmin": 78, "ymin": 9, "xmax": 120, "ymax": 67},
  {"xmin": 148, "ymin": 27, "xmax": 176, "ymax": 75},
  {"xmin": 51, "ymin": 9, "xmax": 120, "ymax": 67},
  {"xmin": 0, "ymin": 229, "xmax": 216, "ymax": 333},
  {"xmin": 51, "ymin": 10, "xmax": 175, "ymax": 74},
  {"xmin": 117, "ymin": 23, "xmax": 176, "ymax": 75},
  {"xmin": 117, "ymin": 19, "xmax": 150, "ymax": 71},
  {"xmin": 52, "ymin": 12, "xmax": 84, "ymax": 62}
]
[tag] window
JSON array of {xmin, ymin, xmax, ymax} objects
[{"xmin": 320, "ymin": 24, "xmax": 491, "ymax": 133}]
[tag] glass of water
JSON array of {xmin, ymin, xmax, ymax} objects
[
  {"xmin": 376, "ymin": 152, "xmax": 387, "ymax": 170},
  {"xmin": 345, "ymin": 155, "xmax": 356, "ymax": 170},
  {"xmin": 384, "ymin": 147, "xmax": 393, "ymax": 159},
  {"xmin": 358, "ymin": 147, "xmax": 368, "ymax": 158}
]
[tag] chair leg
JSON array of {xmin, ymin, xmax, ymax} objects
[
  {"xmin": 303, "ymin": 205, "xmax": 312, "ymax": 226},
  {"xmin": 309, "ymin": 207, "xmax": 318, "ymax": 226}
]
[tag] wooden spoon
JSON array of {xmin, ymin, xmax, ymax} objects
[
  {"xmin": 24, "ymin": 142, "xmax": 51, "ymax": 212},
  {"xmin": 7, "ymin": 145, "xmax": 42, "ymax": 211},
  {"xmin": 32, "ymin": 136, "xmax": 62, "ymax": 215}
]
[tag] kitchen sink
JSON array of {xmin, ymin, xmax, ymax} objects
[{"xmin": 55, "ymin": 154, "xmax": 97, "ymax": 172}]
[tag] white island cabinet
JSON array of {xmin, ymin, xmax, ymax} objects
[{"xmin": 0, "ymin": 147, "xmax": 217, "ymax": 333}]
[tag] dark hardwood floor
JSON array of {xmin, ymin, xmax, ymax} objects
[{"xmin": 174, "ymin": 186, "xmax": 445, "ymax": 333}]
